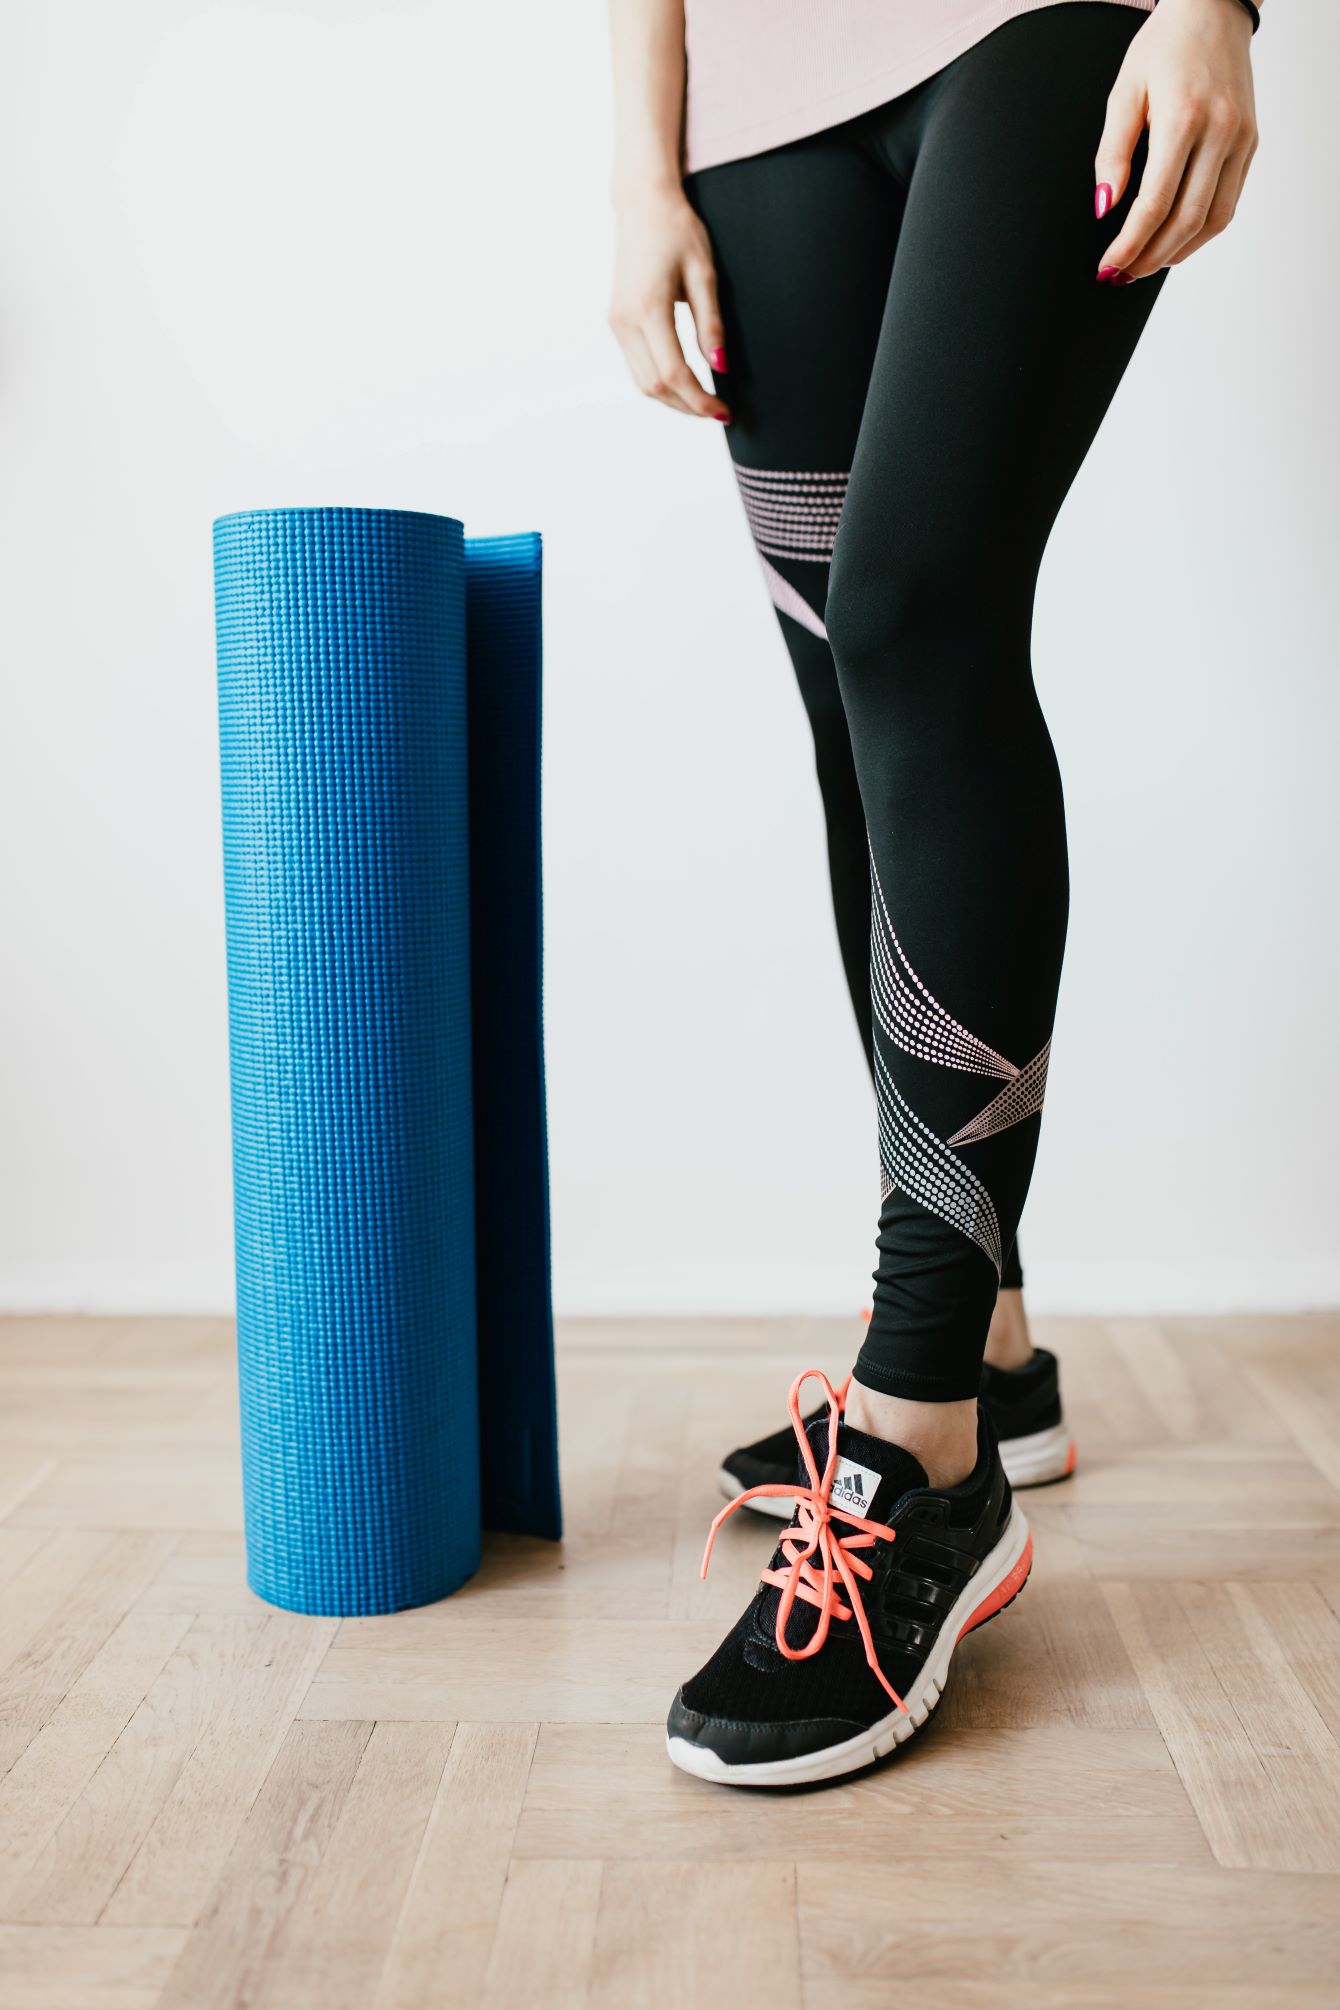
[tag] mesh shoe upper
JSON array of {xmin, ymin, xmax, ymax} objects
[{"xmin": 678, "ymin": 1409, "xmax": 1013, "ymax": 1748}]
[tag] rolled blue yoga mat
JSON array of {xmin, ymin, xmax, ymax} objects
[{"xmin": 215, "ymin": 506, "xmax": 560, "ymax": 1617}]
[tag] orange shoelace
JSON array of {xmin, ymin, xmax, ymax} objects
[{"xmin": 700, "ymin": 1369, "xmax": 908, "ymax": 1712}]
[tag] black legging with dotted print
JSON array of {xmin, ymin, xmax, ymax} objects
[{"xmin": 686, "ymin": 5, "xmax": 1164, "ymax": 1400}]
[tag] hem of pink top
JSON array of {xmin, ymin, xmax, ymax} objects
[{"xmin": 683, "ymin": 0, "xmax": 1155, "ymax": 176}]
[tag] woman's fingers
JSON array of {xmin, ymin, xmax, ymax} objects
[
  {"xmin": 608, "ymin": 192, "xmax": 732, "ymax": 419},
  {"xmin": 1094, "ymin": 74, "xmax": 1146, "ymax": 215},
  {"xmin": 1099, "ymin": 108, "xmax": 1194, "ymax": 277},
  {"xmin": 613, "ymin": 322, "xmax": 698, "ymax": 417},
  {"xmin": 1166, "ymin": 138, "xmax": 1255, "ymax": 266},
  {"xmin": 684, "ymin": 256, "xmax": 728, "ymax": 377},
  {"xmin": 643, "ymin": 301, "xmax": 730, "ymax": 420},
  {"xmin": 1134, "ymin": 128, "xmax": 1234, "ymax": 275}
]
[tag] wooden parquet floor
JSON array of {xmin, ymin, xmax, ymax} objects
[{"xmin": 1, "ymin": 1313, "xmax": 1337, "ymax": 2008}]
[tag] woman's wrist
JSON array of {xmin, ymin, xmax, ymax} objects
[
  {"xmin": 1158, "ymin": 0, "xmax": 1256, "ymax": 30},
  {"xmin": 611, "ymin": 165, "xmax": 685, "ymax": 212}
]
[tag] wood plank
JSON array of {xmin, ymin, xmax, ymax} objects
[
  {"xmin": 0, "ymin": 1457, "xmax": 57, "ymax": 1523},
  {"xmin": 133, "ymin": 1534, "xmax": 265, "ymax": 1616},
  {"xmin": 1247, "ymin": 1361, "xmax": 1340, "ymax": 1496},
  {"xmin": 481, "ymin": 1860, "xmax": 602, "ymax": 2010},
  {"xmin": 1103, "ymin": 1579, "xmax": 1340, "ymax": 1871},
  {"xmin": 514, "ymin": 1722, "xmax": 1208, "ymax": 1863},
  {"xmin": 938, "ymin": 1506, "xmax": 1152, "ymax": 1731},
  {"xmin": 591, "ymin": 1861, "xmax": 800, "ymax": 2010},
  {"xmin": 0, "ymin": 1528, "xmax": 52, "ymax": 1595},
  {"xmin": 300, "ymin": 1615, "xmax": 705, "ymax": 1725},
  {"xmin": 4, "ymin": 1456, "xmax": 242, "ymax": 1533},
  {"xmin": 375, "ymin": 1722, "xmax": 536, "ymax": 2010},
  {"xmin": 0, "ymin": 1533, "xmax": 176, "ymax": 1777},
  {"xmin": 1066, "ymin": 1502, "xmax": 1340, "ymax": 1581},
  {"xmin": 99, "ymin": 1612, "xmax": 338, "ymax": 1927},
  {"xmin": 250, "ymin": 1719, "xmax": 453, "ymax": 2010},
  {"xmin": 797, "ymin": 1856, "xmax": 1340, "ymax": 2007},
  {"xmin": 0, "ymin": 1922, "xmax": 186, "ymax": 2010},
  {"xmin": 0, "ymin": 1529, "xmax": 113, "ymax": 1677},
  {"xmin": 0, "ymin": 1610, "xmax": 191, "ymax": 1917},
  {"xmin": 155, "ymin": 1720, "xmax": 370, "ymax": 2010},
  {"xmin": 1241, "ymin": 1580, "xmax": 1340, "ymax": 1743}
]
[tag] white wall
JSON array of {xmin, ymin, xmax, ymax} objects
[{"xmin": 1, "ymin": 0, "xmax": 1336, "ymax": 1316}]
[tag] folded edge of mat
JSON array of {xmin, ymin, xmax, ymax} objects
[{"xmin": 465, "ymin": 533, "xmax": 562, "ymax": 1542}]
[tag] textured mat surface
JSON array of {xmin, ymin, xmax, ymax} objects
[
  {"xmin": 215, "ymin": 506, "xmax": 557, "ymax": 1615},
  {"xmin": 466, "ymin": 537, "xmax": 561, "ymax": 1540}
]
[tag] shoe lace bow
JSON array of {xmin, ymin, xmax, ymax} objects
[{"xmin": 701, "ymin": 1369, "xmax": 907, "ymax": 1711}]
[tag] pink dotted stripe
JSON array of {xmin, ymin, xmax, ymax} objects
[
  {"xmin": 735, "ymin": 466, "xmax": 849, "ymax": 564},
  {"xmin": 875, "ymin": 1047, "xmax": 1003, "ymax": 1276},
  {"xmin": 757, "ymin": 554, "xmax": 828, "ymax": 639},
  {"xmin": 948, "ymin": 1041, "xmax": 1051, "ymax": 1149},
  {"xmin": 869, "ymin": 844, "xmax": 1018, "ymax": 1082}
]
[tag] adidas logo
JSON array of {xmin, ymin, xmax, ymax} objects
[{"xmin": 828, "ymin": 1455, "xmax": 878, "ymax": 1517}]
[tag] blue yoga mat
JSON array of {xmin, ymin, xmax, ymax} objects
[{"xmin": 215, "ymin": 507, "xmax": 559, "ymax": 1617}]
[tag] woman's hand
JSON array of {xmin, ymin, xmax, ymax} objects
[
  {"xmin": 1094, "ymin": 0, "xmax": 1259, "ymax": 281},
  {"xmin": 609, "ymin": 186, "xmax": 731, "ymax": 420}
]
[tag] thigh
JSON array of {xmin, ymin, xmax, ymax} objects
[
  {"xmin": 839, "ymin": 4, "xmax": 1166, "ymax": 622},
  {"xmin": 687, "ymin": 127, "xmax": 903, "ymax": 467},
  {"xmin": 686, "ymin": 127, "xmax": 905, "ymax": 637}
]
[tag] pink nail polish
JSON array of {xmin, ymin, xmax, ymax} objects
[
  {"xmin": 1096, "ymin": 265, "xmax": 1123, "ymax": 284},
  {"xmin": 1094, "ymin": 182, "xmax": 1113, "ymax": 221},
  {"xmin": 712, "ymin": 411, "xmax": 731, "ymax": 423},
  {"xmin": 709, "ymin": 346, "xmax": 728, "ymax": 373}
]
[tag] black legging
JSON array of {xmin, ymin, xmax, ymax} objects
[{"xmin": 687, "ymin": 5, "xmax": 1164, "ymax": 1401}]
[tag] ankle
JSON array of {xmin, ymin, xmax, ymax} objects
[
  {"xmin": 983, "ymin": 1288, "xmax": 1034, "ymax": 1373},
  {"xmin": 844, "ymin": 1381, "xmax": 978, "ymax": 1490}
]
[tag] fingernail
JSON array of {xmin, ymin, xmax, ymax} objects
[
  {"xmin": 1096, "ymin": 265, "xmax": 1123, "ymax": 284},
  {"xmin": 709, "ymin": 346, "xmax": 728, "ymax": 373},
  {"xmin": 712, "ymin": 411, "xmax": 731, "ymax": 423},
  {"xmin": 1094, "ymin": 182, "xmax": 1113, "ymax": 220}
]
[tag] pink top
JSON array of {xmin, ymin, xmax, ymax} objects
[{"xmin": 683, "ymin": 0, "xmax": 1154, "ymax": 173}]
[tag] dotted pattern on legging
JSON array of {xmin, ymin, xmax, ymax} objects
[
  {"xmin": 734, "ymin": 466, "xmax": 849, "ymax": 562},
  {"xmin": 869, "ymin": 842, "xmax": 1018, "ymax": 1081},
  {"xmin": 874, "ymin": 1044, "xmax": 1004, "ymax": 1276},
  {"xmin": 948, "ymin": 1040, "xmax": 1051, "ymax": 1149}
]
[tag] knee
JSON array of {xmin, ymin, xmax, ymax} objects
[
  {"xmin": 825, "ymin": 543, "xmax": 945, "ymax": 695},
  {"xmin": 826, "ymin": 538, "xmax": 1027, "ymax": 724}
]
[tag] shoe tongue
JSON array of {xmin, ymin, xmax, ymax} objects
[{"xmin": 806, "ymin": 1416, "xmax": 928, "ymax": 1525}]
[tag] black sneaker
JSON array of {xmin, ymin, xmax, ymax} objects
[
  {"xmin": 670, "ymin": 1373, "xmax": 1033, "ymax": 1787},
  {"xmin": 979, "ymin": 1348, "xmax": 1075, "ymax": 1487},
  {"xmin": 717, "ymin": 1349, "xmax": 1074, "ymax": 1518}
]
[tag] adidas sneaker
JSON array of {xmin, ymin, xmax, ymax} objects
[
  {"xmin": 718, "ymin": 1347, "xmax": 1074, "ymax": 1518},
  {"xmin": 669, "ymin": 1371, "xmax": 1032, "ymax": 1786}
]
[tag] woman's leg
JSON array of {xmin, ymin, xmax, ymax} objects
[
  {"xmin": 689, "ymin": 136, "xmax": 1031, "ymax": 1298},
  {"xmin": 687, "ymin": 130, "xmax": 898, "ymax": 1076},
  {"xmin": 669, "ymin": 8, "xmax": 1165, "ymax": 1788},
  {"xmin": 835, "ymin": 7, "xmax": 1165, "ymax": 1463}
]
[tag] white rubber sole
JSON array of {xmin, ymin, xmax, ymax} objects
[
  {"xmin": 996, "ymin": 1418, "xmax": 1076, "ymax": 1487},
  {"xmin": 667, "ymin": 1502, "xmax": 1033, "ymax": 1788},
  {"xmin": 717, "ymin": 1420, "xmax": 1075, "ymax": 1517}
]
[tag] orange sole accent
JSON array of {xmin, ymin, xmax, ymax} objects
[
  {"xmin": 1063, "ymin": 1442, "xmax": 1078, "ymax": 1476},
  {"xmin": 957, "ymin": 1531, "xmax": 1034, "ymax": 1642}
]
